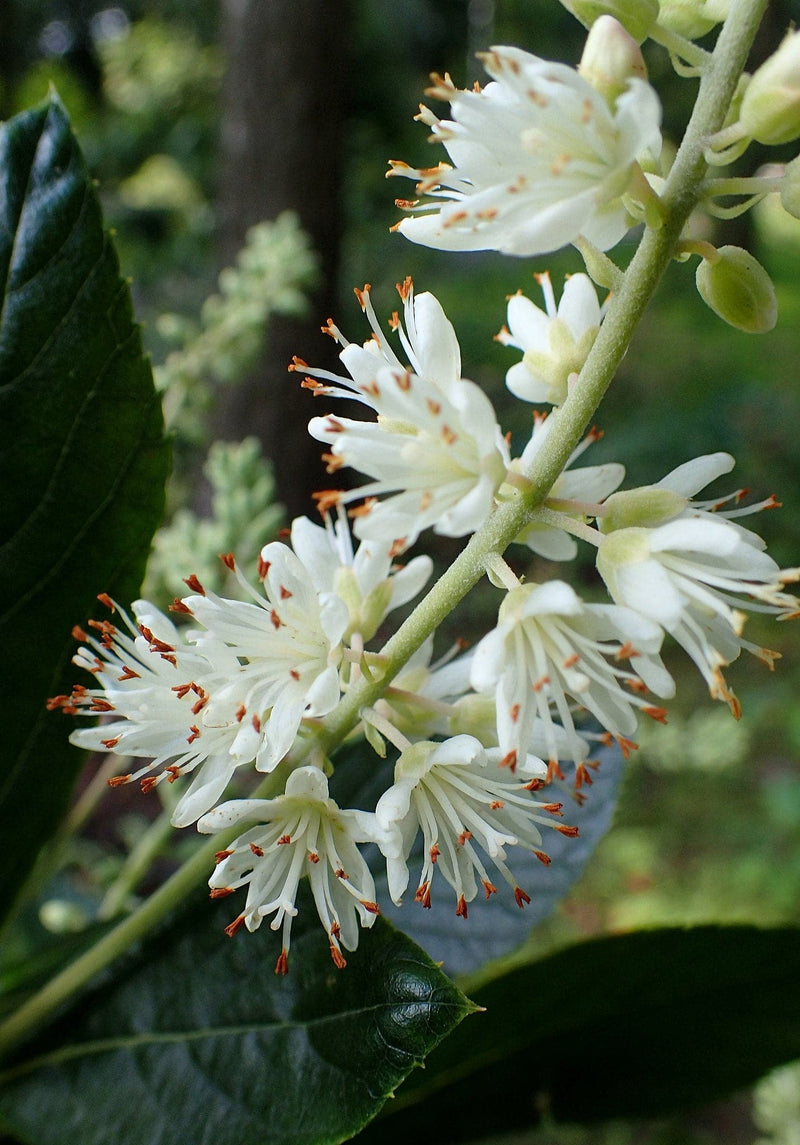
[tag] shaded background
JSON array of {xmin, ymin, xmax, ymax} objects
[{"xmin": 4, "ymin": 1, "xmax": 800, "ymax": 1141}]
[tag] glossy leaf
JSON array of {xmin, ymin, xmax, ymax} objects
[
  {"xmin": 0, "ymin": 894, "xmax": 474, "ymax": 1145},
  {"xmin": 330, "ymin": 736, "xmax": 624, "ymax": 975},
  {"xmin": 356, "ymin": 924, "xmax": 800, "ymax": 1141},
  {"xmin": 0, "ymin": 96, "xmax": 170, "ymax": 921}
]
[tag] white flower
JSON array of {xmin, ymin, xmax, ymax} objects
[
  {"xmin": 497, "ymin": 272, "xmax": 603, "ymax": 405},
  {"xmin": 449, "ymin": 692, "xmax": 593, "ymax": 784},
  {"xmin": 289, "ymin": 509, "xmax": 433, "ymax": 642},
  {"xmin": 470, "ymin": 580, "xmax": 672, "ymax": 778},
  {"xmin": 182, "ymin": 544, "xmax": 349, "ymax": 773},
  {"xmin": 511, "ymin": 415, "xmax": 625, "ymax": 560},
  {"xmin": 55, "ymin": 598, "xmax": 255, "ymax": 828},
  {"xmin": 653, "ymin": 452, "xmax": 781, "ymax": 542},
  {"xmin": 388, "ymin": 46, "xmax": 662, "ymax": 257},
  {"xmin": 299, "ymin": 279, "xmax": 510, "ymax": 547},
  {"xmin": 199, "ymin": 767, "xmax": 379, "ymax": 973},
  {"xmin": 596, "ymin": 516, "xmax": 799, "ymax": 715},
  {"xmin": 374, "ymin": 736, "xmax": 575, "ymax": 914}
]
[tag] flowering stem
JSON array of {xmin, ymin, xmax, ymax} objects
[
  {"xmin": 486, "ymin": 553, "xmax": 521, "ymax": 591},
  {"xmin": 529, "ymin": 507, "xmax": 603, "ymax": 546},
  {"xmin": 0, "ymin": 831, "xmax": 226, "ymax": 1060},
  {"xmin": 704, "ymin": 174, "xmax": 783, "ymax": 199},
  {"xmin": 317, "ymin": 0, "xmax": 768, "ymax": 749},
  {"xmin": 649, "ymin": 23, "xmax": 711, "ymax": 70},
  {"xmin": 361, "ymin": 708, "xmax": 412, "ymax": 752},
  {"xmin": 97, "ymin": 801, "xmax": 178, "ymax": 921},
  {"xmin": 676, "ymin": 238, "xmax": 720, "ymax": 262},
  {"xmin": 5, "ymin": 754, "xmax": 125, "ymax": 933},
  {"xmin": 0, "ymin": 0, "xmax": 768, "ymax": 1061}
]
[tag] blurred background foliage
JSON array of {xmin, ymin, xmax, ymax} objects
[{"xmin": 3, "ymin": 0, "xmax": 800, "ymax": 1141}]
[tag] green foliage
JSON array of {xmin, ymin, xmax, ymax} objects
[
  {"xmin": 0, "ymin": 898, "xmax": 474, "ymax": 1145},
  {"xmin": 0, "ymin": 96, "xmax": 170, "ymax": 925},
  {"xmin": 156, "ymin": 214, "xmax": 318, "ymax": 436},
  {"xmin": 144, "ymin": 437, "xmax": 284, "ymax": 603},
  {"xmin": 98, "ymin": 17, "xmax": 223, "ymax": 120},
  {"xmin": 358, "ymin": 926, "xmax": 800, "ymax": 1143}
]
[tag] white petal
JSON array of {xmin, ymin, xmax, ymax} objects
[
  {"xmin": 506, "ymin": 293, "xmax": 550, "ymax": 350},
  {"xmin": 558, "ymin": 273, "xmax": 601, "ymax": 336},
  {"xmin": 655, "ymin": 453, "xmax": 735, "ymax": 497},
  {"xmin": 197, "ymin": 798, "xmax": 274, "ymax": 833},
  {"xmin": 289, "ymin": 516, "xmax": 335, "ymax": 592},
  {"xmin": 388, "ymin": 554, "xmax": 434, "ymax": 608},
  {"xmin": 410, "ymin": 291, "xmax": 461, "ymax": 388}
]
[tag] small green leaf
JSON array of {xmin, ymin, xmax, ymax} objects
[
  {"xmin": 330, "ymin": 737, "xmax": 624, "ymax": 976},
  {"xmin": 0, "ymin": 96, "xmax": 170, "ymax": 922},
  {"xmin": 0, "ymin": 894, "xmax": 473, "ymax": 1145},
  {"xmin": 357, "ymin": 925, "xmax": 800, "ymax": 1141}
]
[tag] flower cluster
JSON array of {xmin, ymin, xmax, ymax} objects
[
  {"xmin": 54, "ymin": 21, "xmax": 800, "ymax": 974},
  {"xmin": 388, "ymin": 44, "xmax": 662, "ymax": 257}
]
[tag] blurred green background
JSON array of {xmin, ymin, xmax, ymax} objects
[{"xmin": 4, "ymin": 1, "xmax": 800, "ymax": 1141}]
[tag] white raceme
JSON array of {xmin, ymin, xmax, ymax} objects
[{"xmin": 389, "ymin": 44, "xmax": 662, "ymax": 257}]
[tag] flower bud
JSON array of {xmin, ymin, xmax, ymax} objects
[
  {"xmin": 333, "ymin": 565, "xmax": 393, "ymax": 643},
  {"xmin": 695, "ymin": 246, "xmax": 777, "ymax": 334},
  {"xmin": 560, "ymin": 0, "xmax": 658, "ymax": 43},
  {"xmin": 656, "ymin": 0, "xmax": 729, "ymax": 40},
  {"xmin": 599, "ymin": 487, "xmax": 688, "ymax": 532},
  {"xmin": 579, "ymin": 16, "xmax": 648, "ymax": 105},
  {"xmin": 740, "ymin": 32, "xmax": 800, "ymax": 146},
  {"xmin": 780, "ymin": 155, "xmax": 800, "ymax": 220}
]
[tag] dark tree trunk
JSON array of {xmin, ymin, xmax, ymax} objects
[{"xmin": 216, "ymin": 0, "xmax": 350, "ymax": 521}]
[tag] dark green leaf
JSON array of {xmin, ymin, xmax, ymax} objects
[
  {"xmin": 0, "ymin": 96, "xmax": 170, "ymax": 921},
  {"xmin": 356, "ymin": 925, "xmax": 800, "ymax": 1140},
  {"xmin": 0, "ymin": 893, "xmax": 474, "ymax": 1145},
  {"xmin": 330, "ymin": 737, "xmax": 624, "ymax": 976}
]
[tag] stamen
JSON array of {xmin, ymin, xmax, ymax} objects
[{"xmin": 225, "ymin": 914, "xmax": 247, "ymax": 938}]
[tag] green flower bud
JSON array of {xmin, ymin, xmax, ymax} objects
[
  {"xmin": 740, "ymin": 32, "xmax": 800, "ymax": 146},
  {"xmin": 579, "ymin": 15, "xmax": 648, "ymax": 105},
  {"xmin": 333, "ymin": 565, "xmax": 394, "ymax": 643},
  {"xmin": 695, "ymin": 246, "xmax": 777, "ymax": 334},
  {"xmin": 449, "ymin": 694, "xmax": 498, "ymax": 742},
  {"xmin": 599, "ymin": 486, "xmax": 688, "ymax": 532},
  {"xmin": 560, "ymin": 0, "xmax": 659, "ymax": 43},
  {"xmin": 780, "ymin": 155, "xmax": 800, "ymax": 220},
  {"xmin": 656, "ymin": 0, "xmax": 729, "ymax": 40}
]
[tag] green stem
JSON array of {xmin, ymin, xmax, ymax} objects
[
  {"xmin": 314, "ymin": 0, "xmax": 770, "ymax": 752},
  {"xmin": 0, "ymin": 763, "xmax": 285, "ymax": 1062},
  {"xmin": 0, "ymin": 832, "xmax": 224, "ymax": 1060},
  {"xmin": 704, "ymin": 174, "xmax": 783, "ymax": 198},
  {"xmin": 0, "ymin": 754, "xmax": 127, "ymax": 951},
  {"xmin": 528, "ymin": 506, "xmax": 603, "ymax": 546},
  {"xmin": 649, "ymin": 23, "xmax": 711, "ymax": 70},
  {"xmin": 0, "ymin": 0, "xmax": 768, "ymax": 1063},
  {"xmin": 97, "ymin": 801, "xmax": 177, "ymax": 922}
]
